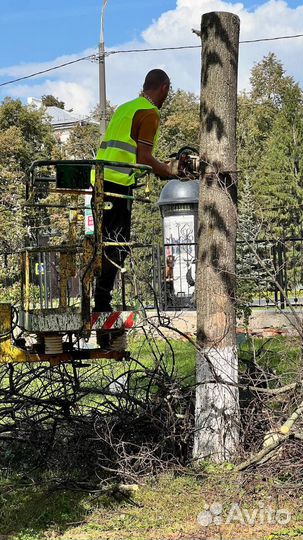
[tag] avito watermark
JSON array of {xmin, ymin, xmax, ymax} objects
[{"xmin": 197, "ymin": 502, "xmax": 291, "ymax": 527}]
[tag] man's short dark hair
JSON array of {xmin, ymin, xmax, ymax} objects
[{"xmin": 143, "ymin": 69, "xmax": 170, "ymax": 91}]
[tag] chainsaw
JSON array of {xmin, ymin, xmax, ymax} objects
[{"xmin": 169, "ymin": 146, "xmax": 200, "ymax": 180}]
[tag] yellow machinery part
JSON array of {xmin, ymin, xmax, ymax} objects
[
  {"xmin": 0, "ymin": 303, "xmax": 26, "ymax": 363},
  {"xmin": 0, "ymin": 303, "xmax": 126, "ymax": 364}
]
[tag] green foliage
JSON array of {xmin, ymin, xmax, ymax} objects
[
  {"xmin": 0, "ymin": 98, "xmax": 56, "ymax": 167},
  {"xmin": 41, "ymin": 94, "xmax": 65, "ymax": 109},
  {"xmin": 238, "ymin": 53, "xmax": 303, "ymax": 239},
  {"xmin": 65, "ymin": 122, "xmax": 100, "ymax": 158},
  {"xmin": 64, "ymin": 101, "xmax": 114, "ymax": 163},
  {"xmin": 237, "ymin": 177, "xmax": 259, "ymax": 322},
  {"xmin": 157, "ymin": 88, "xmax": 199, "ymax": 159},
  {"xmin": 255, "ymin": 98, "xmax": 303, "ymax": 236},
  {"xmin": 0, "ymin": 98, "xmax": 61, "ymax": 301},
  {"xmin": 92, "ymin": 100, "xmax": 116, "ymax": 125},
  {"xmin": 250, "ymin": 53, "xmax": 291, "ymax": 106}
]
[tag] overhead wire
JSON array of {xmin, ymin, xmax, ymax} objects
[
  {"xmin": 107, "ymin": 33, "xmax": 303, "ymax": 55},
  {"xmin": 239, "ymin": 33, "xmax": 303, "ymax": 44},
  {"xmin": 0, "ymin": 54, "xmax": 95, "ymax": 88},
  {"xmin": 0, "ymin": 32, "xmax": 302, "ymax": 88}
]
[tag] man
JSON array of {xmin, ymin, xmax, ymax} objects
[{"xmin": 94, "ymin": 69, "xmax": 172, "ymax": 312}]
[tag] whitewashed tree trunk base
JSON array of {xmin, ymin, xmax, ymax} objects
[{"xmin": 194, "ymin": 346, "xmax": 239, "ymax": 463}]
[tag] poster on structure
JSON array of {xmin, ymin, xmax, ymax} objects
[
  {"xmin": 163, "ymin": 214, "xmax": 196, "ymax": 297},
  {"xmin": 85, "ymin": 194, "xmax": 94, "ymax": 236}
]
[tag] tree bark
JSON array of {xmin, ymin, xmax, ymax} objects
[{"xmin": 194, "ymin": 11, "xmax": 240, "ymax": 463}]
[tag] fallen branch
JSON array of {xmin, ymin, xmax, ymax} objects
[{"xmin": 236, "ymin": 434, "xmax": 289, "ymax": 471}]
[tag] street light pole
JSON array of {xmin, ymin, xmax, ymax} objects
[
  {"xmin": 84, "ymin": 1, "xmax": 108, "ymax": 237},
  {"xmin": 99, "ymin": 0, "xmax": 108, "ymax": 137}
]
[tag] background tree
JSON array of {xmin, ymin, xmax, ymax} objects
[
  {"xmin": 157, "ymin": 89, "xmax": 200, "ymax": 159},
  {"xmin": 254, "ymin": 86, "xmax": 303, "ymax": 237},
  {"xmin": 65, "ymin": 101, "xmax": 116, "ymax": 160},
  {"xmin": 238, "ymin": 53, "xmax": 303, "ymax": 239},
  {"xmin": 0, "ymin": 98, "xmax": 60, "ymax": 301},
  {"xmin": 92, "ymin": 101, "xmax": 116, "ymax": 125},
  {"xmin": 41, "ymin": 94, "xmax": 65, "ymax": 109},
  {"xmin": 0, "ymin": 98, "xmax": 57, "ymax": 168},
  {"xmin": 236, "ymin": 176, "xmax": 273, "ymax": 321},
  {"xmin": 65, "ymin": 123, "xmax": 100, "ymax": 158}
]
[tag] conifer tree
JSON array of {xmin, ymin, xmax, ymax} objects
[{"xmin": 238, "ymin": 54, "xmax": 303, "ymax": 239}]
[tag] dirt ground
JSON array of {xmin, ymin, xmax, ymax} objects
[{"xmin": 141, "ymin": 308, "xmax": 303, "ymax": 339}]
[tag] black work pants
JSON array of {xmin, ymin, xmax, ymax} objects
[{"xmin": 94, "ymin": 182, "xmax": 132, "ymax": 311}]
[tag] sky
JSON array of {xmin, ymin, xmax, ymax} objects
[{"xmin": 0, "ymin": 0, "xmax": 302, "ymax": 115}]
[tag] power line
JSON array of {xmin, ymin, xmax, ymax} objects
[
  {"xmin": 0, "ymin": 33, "xmax": 303, "ymax": 88},
  {"xmin": 107, "ymin": 33, "xmax": 303, "ymax": 55},
  {"xmin": 108, "ymin": 44, "xmax": 201, "ymax": 55},
  {"xmin": 0, "ymin": 54, "xmax": 96, "ymax": 88},
  {"xmin": 240, "ymin": 33, "xmax": 303, "ymax": 44}
]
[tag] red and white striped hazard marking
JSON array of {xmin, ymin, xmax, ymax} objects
[{"xmin": 90, "ymin": 311, "xmax": 138, "ymax": 330}]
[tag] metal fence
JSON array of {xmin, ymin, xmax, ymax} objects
[
  {"xmin": 119, "ymin": 237, "xmax": 303, "ymax": 311},
  {"xmin": 1, "ymin": 237, "xmax": 303, "ymax": 311},
  {"xmin": 237, "ymin": 237, "xmax": 303, "ymax": 309}
]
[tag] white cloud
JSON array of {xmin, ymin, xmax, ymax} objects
[
  {"xmin": 0, "ymin": 0, "xmax": 303, "ymax": 114},
  {"xmin": 0, "ymin": 49, "xmax": 99, "ymax": 115}
]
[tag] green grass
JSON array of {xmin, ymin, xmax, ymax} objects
[
  {"xmin": 238, "ymin": 335, "xmax": 302, "ymax": 380},
  {"xmin": 0, "ymin": 475, "xmax": 90, "ymax": 539},
  {"xmin": 1, "ymin": 471, "xmax": 303, "ymax": 540},
  {"xmin": 129, "ymin": 333, "xmax": 196, "ymax": 381},
  {"xmin": 132, "ymin": 332, "xmax": 302, "ymax": 387},
  {"xmin": 58, "ymin": 335, "xmax": 197, "ymax": 413},
  {"xmin": 0, "ymin": 473, "xmax": 203, "ymax": 540},
  {"xmin": 267, "ymin": 526, "xmax": 303, "ymax": 539},
  {"xmin": 1, "ymin": 334, "xmax": 302, "ymax": 540}
]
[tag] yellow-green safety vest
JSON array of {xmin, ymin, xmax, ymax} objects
[{"xmin": 94, "ymin": 96, "xmax": 159, "ymax": 186}]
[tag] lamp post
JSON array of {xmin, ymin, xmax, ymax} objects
[
  {"xmin": 99, "ymin": 0, "xmax": 108, "ymax": 136},
  {"xmin": 158, "ymin": 179, "xmax": 199, "ymax": 310},
  {"xmin": 85, "ymin": 1, "xmax": 108, "ymax": 237}
]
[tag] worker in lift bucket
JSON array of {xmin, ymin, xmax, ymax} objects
[{"xmin": 94, "ymin": 69, "xmax": 173, "ymax": 312}]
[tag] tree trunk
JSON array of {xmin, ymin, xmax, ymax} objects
[{"xmin": 194, "ymin": 11, "xmax": 240, "ymax": 463}]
